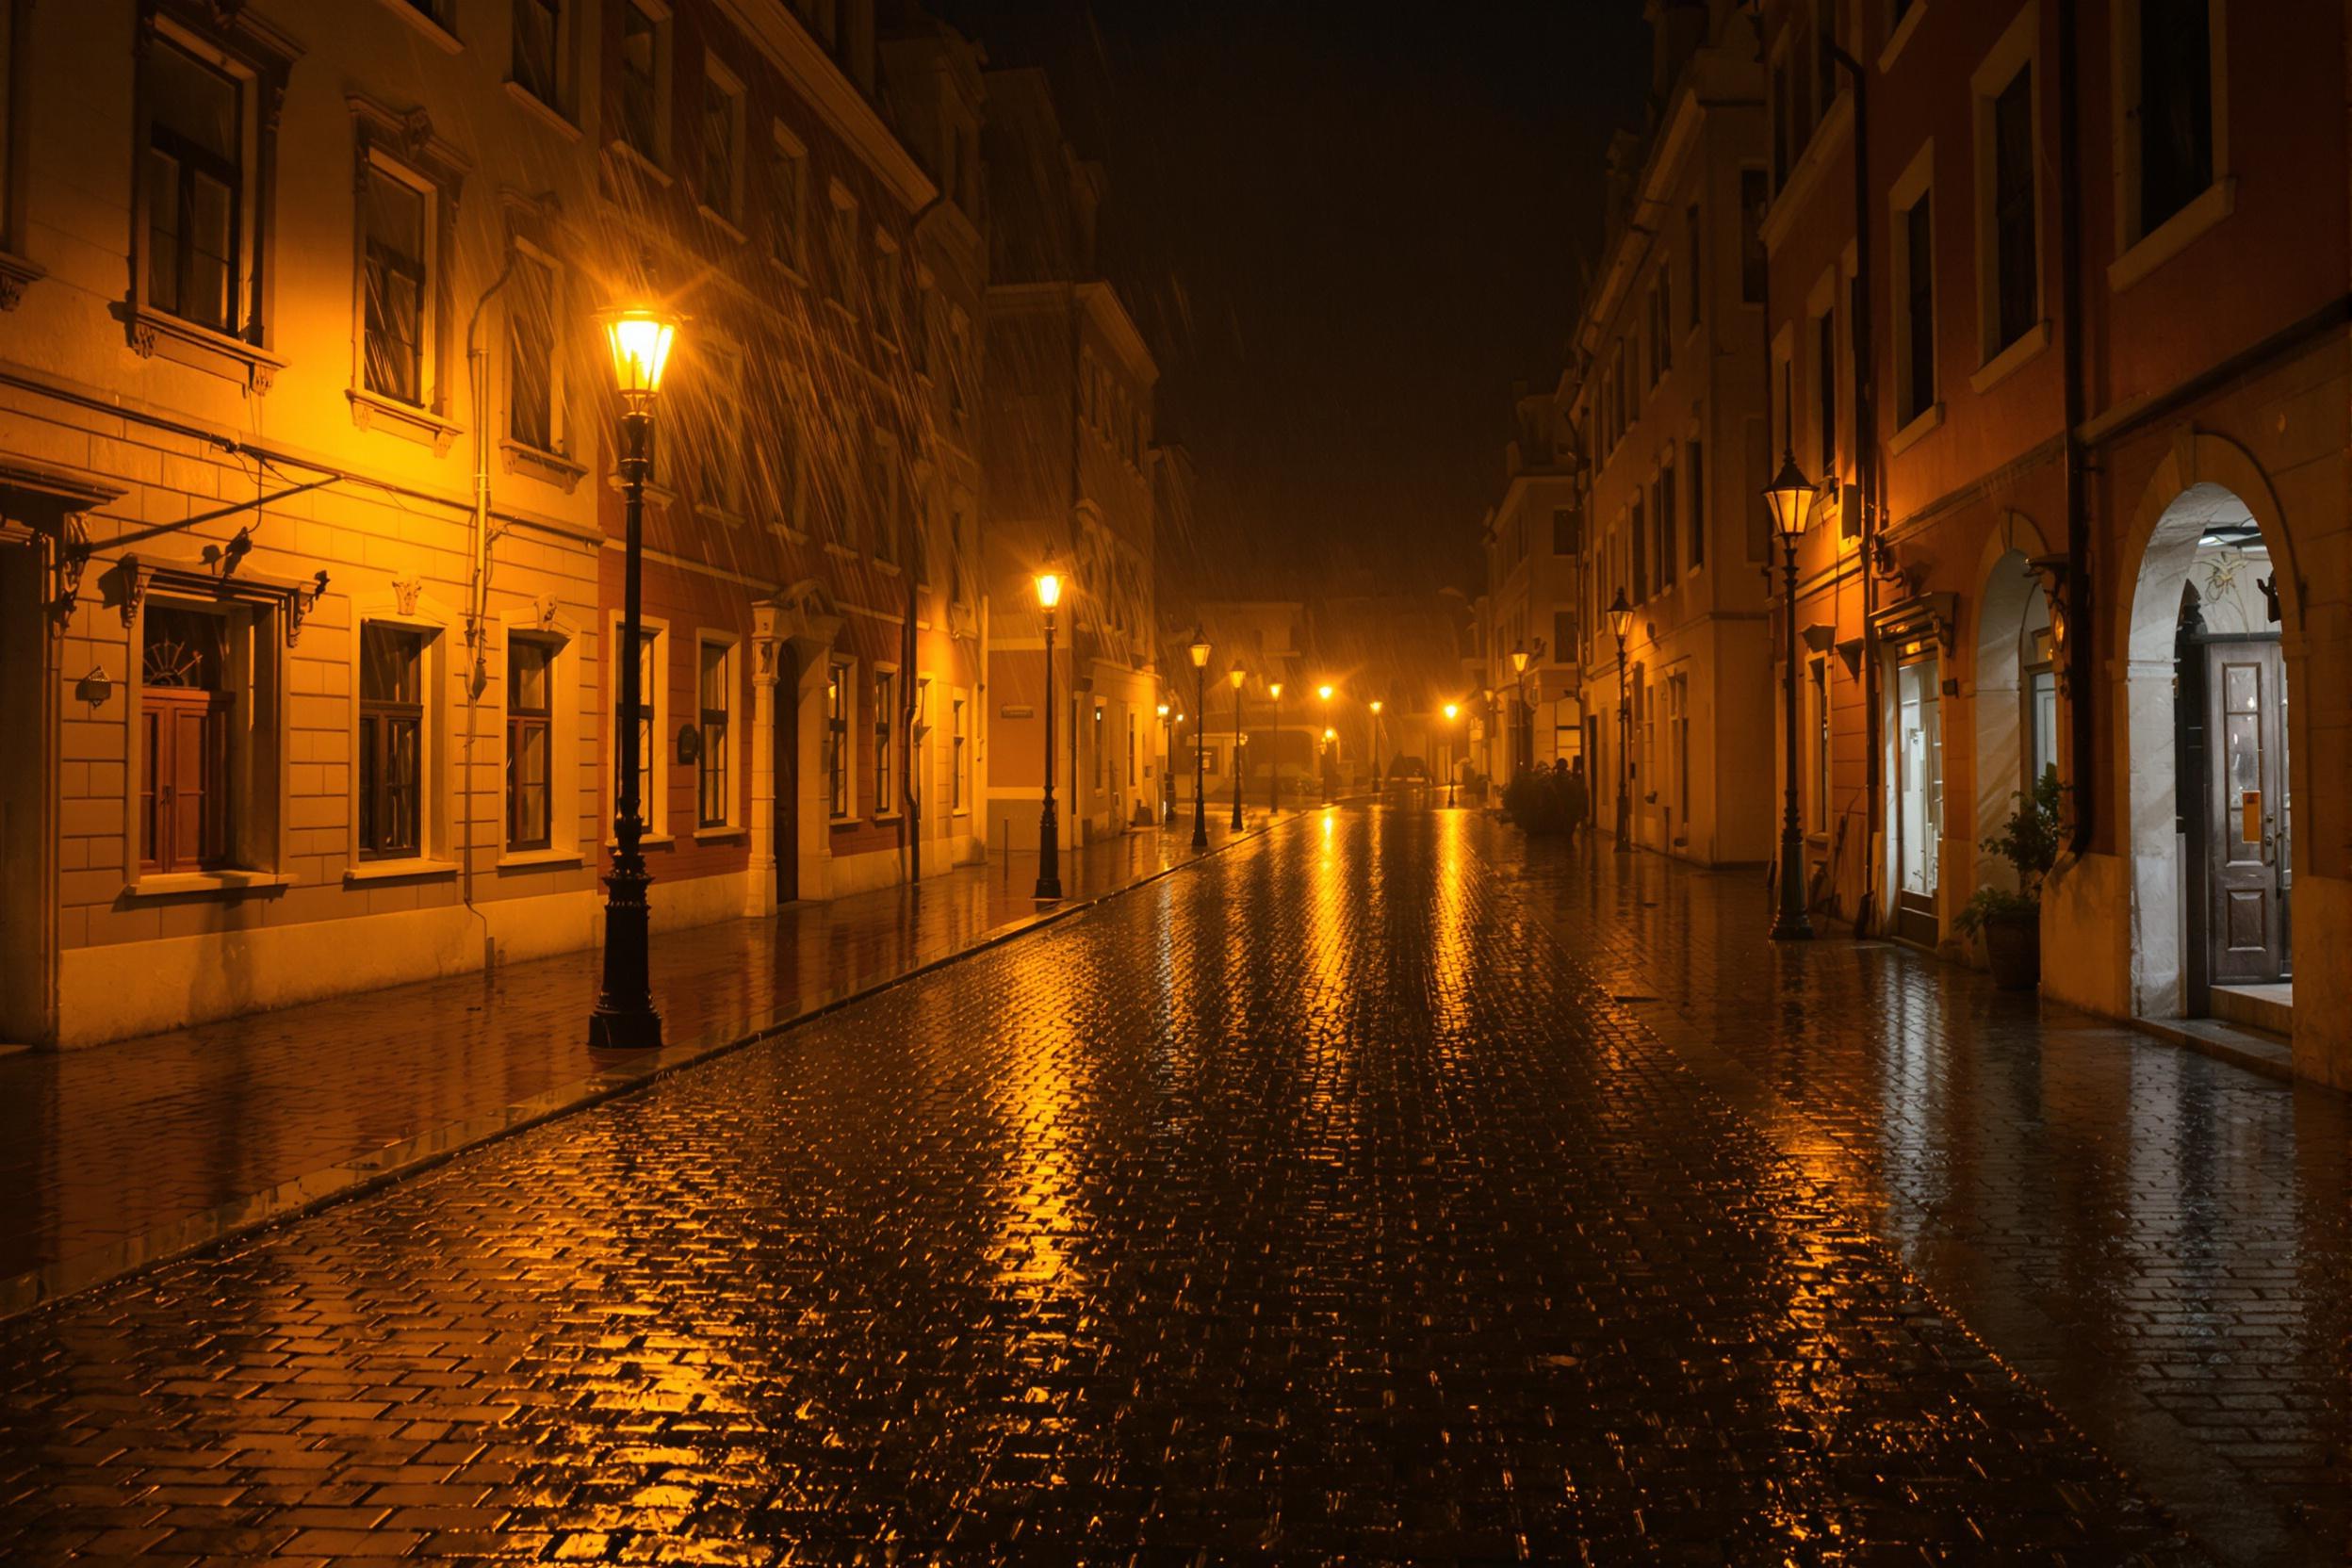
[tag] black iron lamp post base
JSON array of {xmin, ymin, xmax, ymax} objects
[{"xmin": 588, "ymin": 861, "xmax": 663, "ymax": 1048}]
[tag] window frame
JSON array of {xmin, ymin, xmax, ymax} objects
[
  {"xmin": 951, "ymin": 691, "xmax": 969, "ymax": 814},
  {"xmin": 505, "ymin": 633, "xmax": 557, "ymax": 853},
  {"xmin": 606, "ymin": 615, "xmax": 668, "ymax": 843},
  {"xmin": 1969, "ymin": 6, "xmax": 2044, "ymax": 368},
  {"xmin": 347, "ymin": 101, "xmax": 468, "ymax": 436},
  {"xmin": 508, "ymin": 0, "xmax": 569, "ymax": 117},
  {"xmin": 696, "ymin": 634, "xmax": 737, "ymax": 830},
  {"xmin": 358, "ymin": 622, "xmax": 429, "ymax": 862},
  {"xmin": 872, "ymin": 664, "xmax": 896, "ymax": 817},
  {"xmin": 768, "ymin": 120, "xmax": 808, "ymax": 273},
  {"xmin": 2110, "ymin": 0, "xmax": 2232, "ymax": 289},
  {"xmin": 697, "ymin": 52, "xmax": 745, "ymax": 229},
  {"xmin": 826, "ymin": 658, "xmax": 855, "ymax": 820},
  {"xmin": 617, "ymin": 0, "xmax": 673, "ymax": 170},
  {"xmin": 1888, "ymin": 139, "xmax": 1939, "ymax": 433},
  {"xmin": 503, "ymin": 238, "xmax": 564, "ymax": 458},
  {"xmin": 139, "ymin": 602, "xmax": 237, "ymax": 875}
]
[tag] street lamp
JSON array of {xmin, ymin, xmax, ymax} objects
[
  {"xmin": 588, "ymin": 304, "xmax": 680, "ymax": 1052},
  {"xmin": 1607, "ymin": 588, "xmax": 1634, "ymax": 855},
  {"xmin": 1442, "ymin": 703, "xmax": 1460, "ymax": 808},
  {"xmin": 1034, "ymin": 564, "xmax": 1066, "ymax": 902},
  {"xmin": 1369, "ymin": 698, "xmax": 1384, "ymax": 796},
  {"xmin": 1156, "ymin": 702, "xmax": 1173, "ymax": 825},
  {"xmin": 1228, "ymin": 664, "xmax": 1248, "ymax": 832},
  {"xmin": 1316, "ymin": 683, "xmax": 1334, "ymax": 802},
  {"xmin": 1187, "ymin": 628, "xmax": 1211, "ymax": 850},
  {"xmin": 1508, "ymin": 638, "xmax": 1545, "ymax": 776},
  {"xmin": 1764, "ymin": 448, "xmax": 1818, "ymax": 939},
  {"xmin": 1268, "ymin": 681, "xmax": 1284, "ymax": 816}
]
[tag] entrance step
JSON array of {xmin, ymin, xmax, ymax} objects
[
  {"xmin": 2211, "ymin": 982, "xmax": 2294, "ymax": 1037},
  {"xmin": 2133, "ymin": 1014, "xmax": 2295, "ymax": 1084}
]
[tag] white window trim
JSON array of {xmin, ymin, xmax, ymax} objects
[
  {"xmin": 496, "ymin": 610, "xmax": 582, "ymax": 866},
  {"xmin": 1887, "ymin": 138, "xmax": 1938, "ymax": 433},
  {"xmin": 1969, "ymin": 3, "xmax": 2045, "ymax": 368},
  {"xmin": 2110, "ymin": 0, "xmax": 2231, "ymax": 281},
  {"xmin": 694, "ymin": 630, "xmax": 742, "ymax": 835},
  {"xmin": 350, "ymin": 595, "xmax": 458, "ymax": 878},
  {"xmin": 1878, "ymin": 0, "xmax": 1927, "ymax": 74},
  {"xmin": 697, "ymin": 51, "xmax": 747, "ymax": 234},
  {"xmin": 605, "ymin": 612, "xmax": 672, "ymax": 847},
  {"xmin": 872, "ymin": 661, "xmax": 900, "ymax": 818},
  {"xmin": 827, "ymin": 656, "xmax": 858, "ymax": 823}
]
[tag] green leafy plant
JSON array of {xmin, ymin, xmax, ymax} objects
[{"xmin": 1953, "ymin": 768, "xmax": 2065, "ymax": 936}]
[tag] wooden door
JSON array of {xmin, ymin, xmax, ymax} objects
[
  {"xmin": 2205, "ymin": 639, "xmax": 2287, "ymax": 984},
  {"xmin": 775, "ymin": 646, "xmax": 798, "ymax": 905}
]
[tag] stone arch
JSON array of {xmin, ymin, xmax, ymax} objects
[
  {"xmin": 2114, "ymin": 433, "xmax": 2304, "ymax": 1020},
  {"xmin": 1968, "ymin": 511, "xmax": 2057, "ymax": 892}
]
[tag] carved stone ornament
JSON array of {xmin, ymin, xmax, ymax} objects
[
  {"xmin": 535, "ymin": 594, "xmax": 561, "ymax": 631},
  {"xmin": 398, "ymin": 106, "xmax": 435, "ymax": 161},
  {"xmin": 114, "ymin": 554, "xmax": 149, "ymax": 628},
  {"xmin": 391, "ymin": 577, "xmax": 423, "ymax": 616},
  {"xmin": 129, "ymin": 318, "xmax": 158, "ymax": 359}
]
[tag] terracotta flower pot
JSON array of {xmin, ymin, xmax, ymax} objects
[{"xmin": 1981, "ymin": 907, "xmax": 2041, "ymax": 990}]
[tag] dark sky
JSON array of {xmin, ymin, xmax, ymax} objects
[{"xmin": 940, "ymin": 0, "xmax": 1653, "ymax": 600}]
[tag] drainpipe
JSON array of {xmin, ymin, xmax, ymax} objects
[
  {"xmin": 2055, "ymin": 0, "xmax": 2092, "ymax": 855},
  {"xmin": 459, "ymin": 256, "xmax": 516, "ymax": 934},
  {"xmin": 1827, "ymin": 41, "xmax": 1881, "ymax": 937}
]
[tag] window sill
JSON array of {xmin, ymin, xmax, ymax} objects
[
  {"xmin": 1878, "ymin": 1, "xmax": 1927, "ymax": 73},
  {"xmin": 503, "ymin": 80, "xmax": 580, "ymax": 141},
  {"xmin": 349, "ymin": 388, "xmax": 464, "ymax": 456},
  {"xmin": 606, "ymin": 139, "xmax": 674, "ymax": 189},
  {"xmin": 694, "ymin": 825, "xmax": 745, "ymax": 842},
  {"xmin": 821, "ymin": 542, "xmax": 859, "ymax": 562},
  {"xmin": 501, "ymin": 439, "xmax": 588, "ymax": 494},
  {"xmin": 125, "ymin": 869, "xmax": 293, "ymax": 900},
  {"xmin": 497, "ymin": 847, "xmax": 581, "ymax": 871},
  {"xmin": 366, "ymin": 0, "xmax": 463, "ymax": 52},
  {"xmin": 768, "ymin": 255, "xmax": 811, "ymax": 288},
  {"xmin": 697, "ymin": 204, "xmax": 748, "ymax": 245},
  {"xmin": 2110, "ymin": 178, "xmax": 2235, "ymax": 295},
  {"xmin": 822, "ymin": 298, "xmax": 858, "ymax": 328},
  {"xmin": 1886, "ymin": 401, "xmax": 1945, "ymax": 458},
  {"xmin": 344, "ymin": 858, "xmax": 460, "ymax": 886},
  {"xmin": 1967, "ymin": 319, "xmax": 2050, "ymax": 397},
  {"xmin": 874, "ymin": 559, "xmax": 902, "ymax": 576},
  {"xmin": 113, "ymin": 302, "xmax": 286, "ymax": 394},
  {"xmin": 694, "ymin": 502, "xmax": 747, "ymax": 529},
  {"xmin": 829, "ymin": 815, "xmax": 859, "ymax": 831},
  {"xmin": 872, "ymin": 812, "xmax": 905, "ymax": 826},
  {"xmin": 0, "ymin": 250, "xmax": 43, "ymax": 311},
  {"xmin": 605, "ymin": 833, "xmax": 677, "ymax": 850}
]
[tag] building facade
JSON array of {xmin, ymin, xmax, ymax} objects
[
  {"xmin": 0, "ymin": 0, "xmax": 996, "ymax": 1047},
  {"xmin": 977, "ymin": 68, "xmax": 1160, "ymax": 855},
  {"xmin": 1477, "ymin": 389, "xmax": 1584, "ymax": 788},
  {"xmin": 1756, "ymin": 0, "xmax": 2352, "ymax": 1083}
]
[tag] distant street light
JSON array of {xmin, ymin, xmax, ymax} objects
[
  {"xmin": 1034, "ymin": 565, "xmax": 1066, "ymax": 902},
  {"xmin": 1268, "ymin": 681, "xmax": 1284, "ymax": 816},
  {"xmin": 1443, "ymin": 702, "xmax": 1460, "ymax": 808},
  {"xmin": 1228, "ymin": 664, "xmax": 1248, "ymax": 833},
  {"xmin": 1508, "ymin": 638, "xmax": 1545, "ymax": 776},
  {"xmin": 1187, "ymin": 629, "xmax": 1212, "ymax": 850},
  {"xmin": 589, "ymin": 304, "xmax": 679, "ymax": 1053},
  {"xmin": 1764, "ymin": 447, "xmax": 1818, "ymax": 940},
  {"xmin": 1607, "ymin": 588, "xmax": 1634, "ymax": 855},
  {"xmin": 1157, "ymin": 702, "xmax": 1173, "ymax": 825},
  {"xmin": 1369, "ymin": 698, "xmax": 1384, "ymax": 797}
]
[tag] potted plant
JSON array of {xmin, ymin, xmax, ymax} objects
[{"xmin": 1953, "ymin": 769, "xmax": 2065, "ymax": 990}]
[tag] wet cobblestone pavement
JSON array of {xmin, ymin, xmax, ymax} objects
[{"xmin": 0, "ymin": 808, "xmax": 2230, "ymax": 1562}]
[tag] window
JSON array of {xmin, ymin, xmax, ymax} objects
[
  {"xmin": 1631, "ymin": 495, "xmax": 1647, "ymax": 602},
  {"xmin": 1657, "ymin": 272, "xmax": 1673, "ymax": 373},
  {"xmin": 615, "ymin": 628, "xmax": 656, "ymax": 828},
  {"xmin": 144, "ymin": 40, "xmax": 241, "ymax": 335},
  {"xmin": 1740, "ymin": 170, "xmax": 1770, "ymax": 303},
  {"xmin": 1772, "ymin": 55, "xmax": 1794, "ymax": 188},
  {"xmin": 1658, "ymin": 463, "xmax": 1678, "ymax": 581},
  {"xmin": 507, "ymin": 637, "xmax": 553, "ymax": 851},
  {"xmin": 697, "ymin": 639, "xmax": 732, "ymax": 828},
  {"xmin": 1127, "ymin": 709, "xmax": 1137, "ymax": 787},
  {"xmin": 701, "ymin": 344, "xmax": 744, "ymax": 515},
  {"xmin": 2138, "ymin": 0, "xmax": 2214, "ymax": 236},
  {"xmin": 874, "ymin": 668, "xmax": 895, "ymax": 814},
  {"xmin": 1990, "ymin": 65, "xmax": 2037, "ymax": 351},
  {"xmin": 1898, "ymin": 188, "xmax": 1936, "ymax": 424},
  {"xmin": 1092, "ymin": 703, "xmax": 1104, "ymax": 790},
  {"xmin": 362, "ymin": 165, "xmax": 429, "ymax": 405},
  {"xmin": 825, "ymin": 187, "xmax": 858, "ymax": 304},
  {"xmin": 699, "ymin": 61, "xmax": 743, "ymax": 222},
  {"xmin": 826, "ymin": 661, "xmax": 851, "ymax": 817},
  {"xmin": 1815, "ymin": 306, "xmax": 1837, "ymax": 473},
  {"xmin": 1552, "ymin": 506, "xmax": 1578, "ymax": 556},
  {"xmin": 1809, "ymin": 656, "xmax": 1831, "ymax": 833},
  {"xmin": 769, "ymin": 124, "xmax": 808, "ymax": 269},
  {"xmin": 1684, "ymin": 204, "xmax": 1702, "ymax": 329},
  {"xmin": 1686, "ymin": 439, "xmax": 1705, "ymax": 569},
  {"xmin": 508, "ymin": 249, "xmax": 556, "ymax": 451},
  {"xmin": 360, "ymin": 625, "xmax": 425, "ymax": 859},
  {"xmin": 1553, "ymin": 610, "xmax": 1577, "ymax": 660},
  {"xmin": 869, "ymin": 433, "xmax": 900, "ymax": 563},
  {"xmin": 140, "ymin": 605, "xmax": 231, "ymax": 874},
  {"xmin": 511, "ymin": 0, "xmax": 562, "ymax": 109},
  {"xmin": 952, "ymin": 694, "xmax": 968, "ymax": 812},
  {"xmin": 618, "ymin": 1, "xmax": 665, "ymax": 163},
  {"xmin": 874, "ymin": 236, "xmax": 904, "ymax": 347}
]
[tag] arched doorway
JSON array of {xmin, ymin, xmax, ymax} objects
[
  {"xmin": 1972, "ymin": 540, "xmax": 2058, "ymax": 897},
  {"xmin": 2123, "ymin": 481, "xmax": 2294, "ymax": 1023}
]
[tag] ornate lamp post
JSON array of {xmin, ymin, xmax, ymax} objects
[
  {"xmin": 589, "ymin": 305, "xmax": 679, "ymax": 1052},
  {"xmin": 1187, "ymin": 629, "xmax": 1211, "ymax": 850},
  {"xmin": 1227, "ymin": 665, "xmax": 1248, "ymax": 831},
  {"xmin": 1442, "ymin": 704, "xmax": 1460, "ymax": 808},
  {"xmin": 1156, "ymin": 702, "xmax": 1173, "ymax": 825},
  {"xmin": 1034, "ymin": 565, "xmax": 1066, "ymax": 901},
  {"xmin": 1369, "ymin": 699, "xmax": 1383, "ymax": 796},
  {"xmin": 1509, "ymin": 637, "xmax": 1546, "ymax": 776},
  {"xmin": 1764, "ymin": 450, "xmax": 1818, "ymax": 939},
  {"xmin": 1268, "ymin": 681, "xmax": 1283, "ymax": 815},
  {"xmin": 1607, "ymin": 588, "xmax": 1634, "ymax": 855}
]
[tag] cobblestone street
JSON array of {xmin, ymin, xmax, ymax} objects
[{"xmin": 8, "ymin": 804, "xmax": 2322, "ymax": 1564}]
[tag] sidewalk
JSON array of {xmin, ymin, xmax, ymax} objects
[{"xmin": 0, "ymin": 805, "xmax": 1298, "ymax": 1318}]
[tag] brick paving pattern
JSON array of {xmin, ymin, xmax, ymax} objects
[{"xmin": 0, "ymin": 808, "xmax": 2200, "ymax": 1563}]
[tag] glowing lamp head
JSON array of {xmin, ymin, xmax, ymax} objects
[
  {"xmin": 1034, "ymin": 569, "xmax": 1063, "ymax": 610},
  {"xmin": 1324, "ymin": 726, "xmax": 1336, "ymax": 741},
  {"xmin": 1443, "ymin": 702, "xmax": 1460, "ymax": 722},
  {"xmin": 1228, "ymin": 664, "xmax": 1247, "ymax": 691},
  {"xmin": 1763, "ymin": 449, "xmax": 1816, "ymax": 542},
  {"xmin": 1511, "ymin": 644, "xmax": 1529, "ymax": 676},
  {"xmin": 1269, "ymin": 681, "xmax": 1283, "ymax": 700},
  {"xmin": 600, "ymin": 306, "xmax": 680, "ymax": 407},
  {"xmin": 1156, "ymin": 702, "xmax": 1169, "ymax": 718},
  {"xmin": 1317, "ymin": 683, "xmax": 1333, "ymax": 702},
  {"xmin": 1606, "ymin": 588, "xmax": 1634, "ymax": 644},
  {"xmin": 1370, "ymin": 699, "xmax": 1383, "ymax": 714},
  {"xmin": 1187, "ymin": 628, "xmax": 1211, "ymax": 669}
]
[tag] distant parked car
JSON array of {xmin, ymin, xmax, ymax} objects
[
  {"xmin": 1387, "ymin": 756, "xmax": 1429, "ymax": 781},
  {"xmin": 1384, "ymin": 755, "xmax": 1431, "ymax": 807}
]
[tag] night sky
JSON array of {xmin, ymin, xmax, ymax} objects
[{"xmin": 940, "ymin": 0, "xmax": 1652, "ymax": 599}]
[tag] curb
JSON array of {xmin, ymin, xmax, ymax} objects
[{"xmin": 0, "ymin": 812, "xmax": 1308, "ymax": 1323}]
